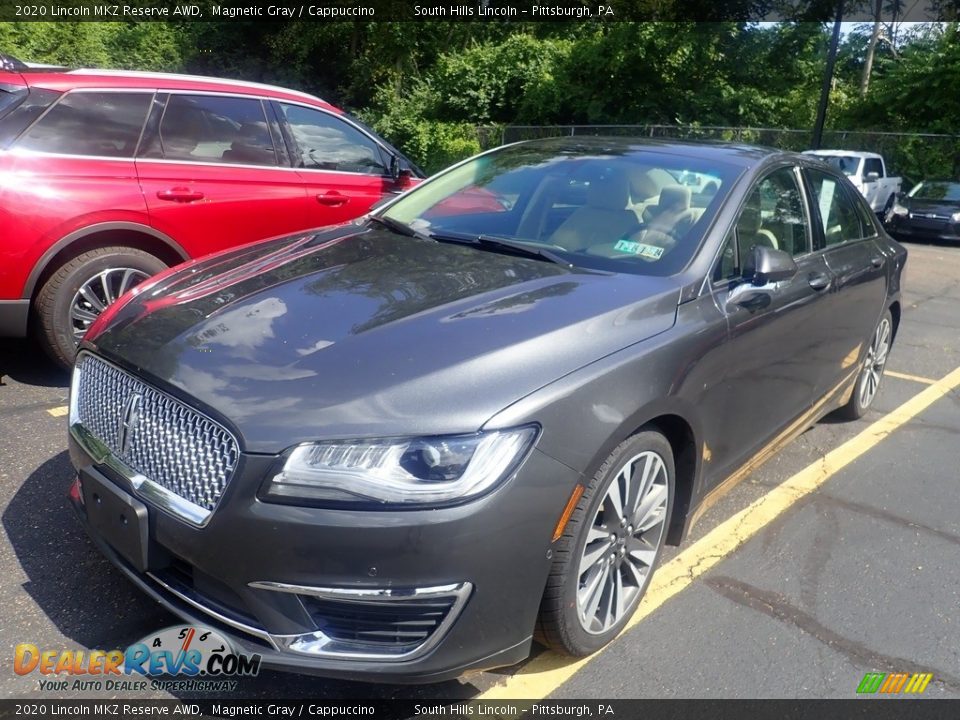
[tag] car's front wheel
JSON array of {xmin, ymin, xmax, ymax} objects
[
  {"xmin": 34, "ymin": 246, "xmax": 167, "ymax": 369},
  {"xmin": 537, "ymin": 430, "xmax": 674, "ymax": 656},
  {"xmin": 837, "ymin": 308, "xmax": 893, "ymax": 420}
]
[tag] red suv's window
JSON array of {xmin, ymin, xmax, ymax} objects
[
  {"xmin": 15, "ymin": 91, "xmax": 151, "ymax": 158},
  {"xmin": 140, "ymin": 94, "xmax": 277, "ymax": 167},
  {"xmin": 279, "ymin": 103, "xmax": 386, "ymax": 175}
]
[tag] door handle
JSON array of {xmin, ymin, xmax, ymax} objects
[
  {"xmin": 156, "ymin": 187, "xmax": 204, "ymax": 202},
  {"xmin": 316, "ymin": 192, "xmax": 348, "ymax": 207},
  {"xmin": 808, "ymin": 272, "xmax": 831, "ymax": 291},
  {"xmin": 871, "ymin": 256, "xmax": 884, "ymax": 268}
]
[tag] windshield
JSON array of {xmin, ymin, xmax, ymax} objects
[
  {"xmin": 381, "ymin": 142, "xmax": 741, "ymax": 276},
  {"xmin": 815, "ymin": 155, "xmax": 860, "ymax": 176},
  {"xmin": 908, "ymin": 181, "xmax": 960, "ymax": 202}
]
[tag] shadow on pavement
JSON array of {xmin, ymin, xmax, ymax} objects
[{"xmin": 0, "ymin": 339, "xmax": 69, "ymax": 389}]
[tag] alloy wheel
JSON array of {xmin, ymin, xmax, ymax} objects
[
  {"xmin": 69, "ymin": 267, "xmax": 150, "ymax": 343},
  {"xmin": 858, "ymin": 316, "xmax": 891, "ymax": 409},
  {"xmin": 576, "ymin": 450, "xmax": 670, "ymax": 634}
]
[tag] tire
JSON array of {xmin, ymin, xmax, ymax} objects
[
  {"xmin": 537, "ymin": 430, "xmax": 675, "ymax": 656},
  {"xmin": 836, "ymin": 309, "xmax": 893, "ymax": 420},
  {"xmin": 34, "ymin": 246, "xmax": 167, "ymax": 369}
]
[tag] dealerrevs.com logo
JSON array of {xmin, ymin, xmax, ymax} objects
[{"xmin": 15, "ymin": 625, "xmax": 261, "ymax": 692}]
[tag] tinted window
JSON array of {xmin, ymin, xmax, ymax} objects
[
  {"xmin": 16, "ymin": 91, "xmax": 150, "ymax": 158},
  {"xmin": 852, "ymin": 189, "xmax": 879, "ymax": 236},
  {"xmin": 808, "ymin": 169, "xmax": 866, "ymax": 248},
  {"xmin": 0, "ymin": 84, "xmax": 27, "ymax": 119},
  {"xmin": 863, "ymin": 158, "xmax": 883, "ymax": 177},
  {"xmin": 280, "ymin": 103, "xmax": 386, "ymax": 174},
  {"xmin": 715, "ymin": 167, "xmax": 809, "ymax": 282},
  {"xmin": 141, "ymin": 94, "xmax": 276, "ymax": 166}
]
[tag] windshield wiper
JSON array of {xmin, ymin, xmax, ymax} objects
[
  {"xmin": 371, "ymin": 219, "xmax": 573, "ymax": 267},
  {"xmin": 367, "ymin": 215, "xmax": 431, "ymax": 240},
  {"xmin": 476, "ymin": 236, "xmax": 573, "ymax": 267},
  {"xmin": 429, "ymin": 231, "xmax": 573, "ymax": 268}
]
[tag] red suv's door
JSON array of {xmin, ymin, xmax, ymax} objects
[
  {"xmin": 135, "ymin": 93, "xmax": 308, "ymax": 257},
  {"xmin": 0, "ymin": 90, "xmax": 152, "ymax": 306},
  {"xmin": 273, "ymin": 101, "xmax": 409, "ymax": 227}
]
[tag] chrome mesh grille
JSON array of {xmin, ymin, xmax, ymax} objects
[{"xmin": 74, "ymin": 353, "xmax": 239, "ymax": 514}]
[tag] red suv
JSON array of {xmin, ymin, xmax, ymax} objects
[{"xmin": 0, "ymin": 54, "xmax": 421, "ymax": 367}]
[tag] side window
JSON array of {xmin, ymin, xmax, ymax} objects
[
  {"xmin": 863, "ymin": 158, "xmax": 883, "ymax": 178},
  {"xmin": 140, "ymin": 94, "xmax": 276, "ymax": 166},
  {"xmin": 714, "ymin": 167, "xmax": 809, "ymax": 283},
  {"xmin": 15, "ymin": 91, "xmax": 150, "ymax": 158},
  {"xmin": 279, "ymin": 103, "xmax": 386, "ymax": 175},
  {"xmin": 807, "ymin": 169, "xmax": 866, "ymax": 248}
]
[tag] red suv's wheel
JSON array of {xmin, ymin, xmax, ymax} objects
[{"xmin": 34, "ymin": 246, "xmax": 167, "ymax": 369}]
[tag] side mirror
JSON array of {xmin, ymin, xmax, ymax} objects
[
  {"xmin": 744, "ymin": 245, "xmax": 798, "ymax": 286},
  {"xmin": 389, "ymin": 154, "xmax": 414, "ymax": 186},
  {"xmin": 866, "ymin": 171, "xmax": 880, "ymax": 181}
]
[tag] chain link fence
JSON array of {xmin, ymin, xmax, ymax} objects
[{"xmin": 475, "ymin": 125, "xmax": 960, "ymax": 183}]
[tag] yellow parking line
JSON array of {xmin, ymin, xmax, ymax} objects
[
  {"xmin": 47, "ymin": 406, "xmax": 68, "ymax": 417},
  {"xmin": 885, "ymin": 370, "xmax": 936, "ymax": 385},
  {"xmin": 479, "ymin": 365, "xmax": 960, "ymax": 700}
]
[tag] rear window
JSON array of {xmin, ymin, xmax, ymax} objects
[
  {"xmin": 15, "ymin": 91, "xmax": 151, "ymax": 158},
  {"xmin": 816, "ymin": 155, "xmax": 860, "ymax": 176},
  {"xmin": 0, "ymin": 83, "xmax": 27, "ymax": 120}
]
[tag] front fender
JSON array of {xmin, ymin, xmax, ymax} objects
[{"xmin": 483, "ymin": 305, "xmax": 728, "ymax": 544}]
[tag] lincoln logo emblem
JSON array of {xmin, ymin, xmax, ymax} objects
[{"xmin": 118, "ymin": 393, "xmax": 142, "ymax": 455}]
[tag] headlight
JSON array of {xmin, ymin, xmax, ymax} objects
[
  {"xmin": 262, "ymin": 427, "xmax": 538, "ymax": 506},
  {"xmin": 951, "ymin": 211, "xmax": 960, "ymax": 223}
]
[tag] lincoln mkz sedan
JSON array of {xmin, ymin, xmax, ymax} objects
[{"xmin": 68, "ymin": 138, "xmax": 906, "ymax": 682}]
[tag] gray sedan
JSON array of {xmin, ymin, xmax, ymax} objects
[{"xmin": 66, "ymin": 138, "xmax": 906, "ymax": 682}]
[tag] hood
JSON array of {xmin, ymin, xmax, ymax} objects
[{"xmin": 91, "ymin": 225, "xmax": 680, "ymax": 453}]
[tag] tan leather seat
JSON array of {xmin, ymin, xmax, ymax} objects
[
  {"xmin": 736, "ymin": 205, "xmax": 779, "ymax": 251},
  {"xmin": 636, "ymin": 185, "xmax": 698, "ymax": 249},
  {"xmin": 550, "ymin": 170, "xmax": 638, "ymax": 252}
]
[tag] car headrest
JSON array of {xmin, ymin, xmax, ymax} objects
[
  {"xmin": 627, "ymin": 167, "xmax": 658, "ymax": 202},
  {"xmin": 658, "ymin": 184, "xmax": 692, "ymax": 211},
  {"xmin": 587, "ymin": 169, "xmax": 630, "ymax": 211},
  {"xmin": 737, "ymin": 205, "xmax": 762, "ymax": 235}
]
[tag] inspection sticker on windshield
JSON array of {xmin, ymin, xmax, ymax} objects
[{"xmin": 614, "ymin": 240, "xmax": 664, "ymax": 259}]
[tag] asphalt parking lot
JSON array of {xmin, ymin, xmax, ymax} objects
[{"xmin": 1, "ymin": 240, "xmax": 958, "ymax": 702}]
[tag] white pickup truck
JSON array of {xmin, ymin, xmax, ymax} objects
[{"xmin": 803, "ymin": 150, "xmax": 902, "ymax": 214}]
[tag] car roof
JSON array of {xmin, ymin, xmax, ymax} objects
[
  {"xmin": 16, "ymin": 67, "xmax": 333, "ymax": 109},
  {"xmin": 511, "ymin": 136, "xmax": 795, "ymax": 168}
]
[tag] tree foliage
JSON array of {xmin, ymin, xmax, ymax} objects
[{"xmin": 1, "ymin": 20, "xmax": 957, "ymax": 174}]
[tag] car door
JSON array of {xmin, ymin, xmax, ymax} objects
[
  {"xmin": 1, "ymin": 89, "xmax": 152, "ymax": 303},
  {"xmin": 860, "ymin": 157, "xmax": 884, "ymax": 209},
  {"xmin": 273, "ymin": 101, "xmax": 405, "ymax": 227},
  {"xmin": 803, "ymin": 167, "xmax": 889, "ymax": 394},
  {"xmin": 135, "ymin": 92, "xmax": 308, "ymax": 257},
  {"xmin": 704, "ymin": 165, "xmax": 837, "ymax": 483}
]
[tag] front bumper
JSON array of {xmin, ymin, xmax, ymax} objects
[
  {"xmin": 68, "ymin": 433, "xmax": 580, "ymax": 682},
  {"xmin": 886, "ymin": 220, "xmax": 960, "ymax": 243}
]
